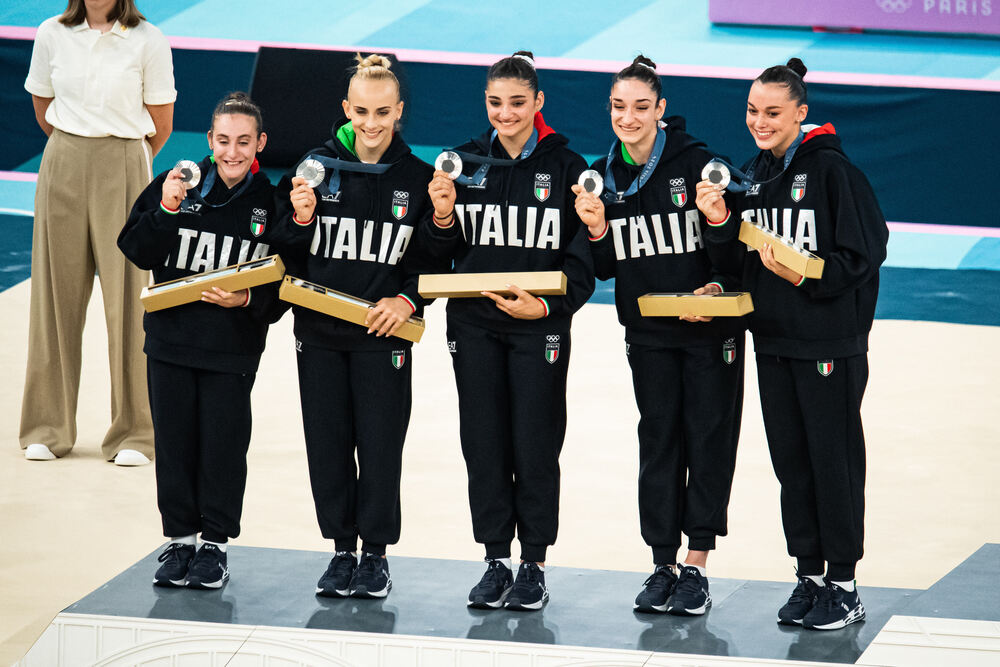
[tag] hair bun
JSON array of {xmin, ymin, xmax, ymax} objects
[
  {"xmin": 633, "ymin": 54, "xmax": 657, "ymax": 71},
  {"xmin": 512, "ymin": 50, "xmax": 535, "ymax": 68},
  {"xmin": 785, "ymin": 57, "xmax": 807, "ymax": 79},
  {"xmin": 355, "ymin": 53, "xmax": 393, "ymax": 71}
]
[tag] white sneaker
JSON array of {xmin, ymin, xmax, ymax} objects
[
  {"xmin": 25, "ymin": 443, "xmax": 56, "ymax": 461},
  {"xmin": 114, "ymin": 449, "xmax": 151, "ymax": 466}
]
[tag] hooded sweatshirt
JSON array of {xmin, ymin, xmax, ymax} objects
[
  {"xmin": 272, "ymin": 121, "xmax": 441, "ymax": 351},
  {"xmin": 118, "ymin": 157, "xmax": 279, "ymax": 374},
  {"xmin": 705, "ymin": 123, "xmax": 889, "ymax": 359},
  {"xmin": 425, "ymin": 113, "xmax": 595, "ymax": 333},
  {"xmin": 588, "ymin": 116, "xmax": 744, "ymax": 347}
]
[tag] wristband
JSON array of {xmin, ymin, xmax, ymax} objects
[
  {"xmin": 159, "ymin": 201, "xmax": 179, "ymax": 215},
  {"xmin": 794, "ymin": 275, "xmax": 806, "ymax": 287},
  {"xmin": 433, "ymin": 211, "xmax": 455, "ymax": 228},
  {"xmin": 706, "ymin": 209, "xmax": 730, "ymax": 227},
  {"xmin": 396, "ymin": 293, "xmax": 416, "ymax": 313},
  {"xmin": 538, "ymin": 297, "xmax": 550, "ymax": 318},
  {"xmin": 242, "ymin": 290, "xmax": 252, "ymax": 307},
  {"xmin": 292, "ymin": 212, "xmax": 315, "ymax": 226},
  {"xmin": 588, "ymin": 222, "xmax": 609, "ymax": 242},
  {"xmin": 707, "ymin": 281, "xmax": 723, "ymax": 293}
]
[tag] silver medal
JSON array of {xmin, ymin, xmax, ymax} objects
[
  {"xmin": 296, "ymin": 159, "xmax": 326, "ymax": 189},
  {"xmin": 701, "ymin": 160, "xmax": 731, "ymax": 190},
  {"xmin": 435, "ymin": 151, "xmax": 463, "ymax": 180},
  {"xmin": 174, "ymin": 160, "xmax": 201, "ymax": 189},
  {"xmin": 577, "ymin": 169, "xmax": 604, "ymax": 195}
]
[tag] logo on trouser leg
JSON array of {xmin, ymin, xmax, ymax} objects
[
  {"xmin": 295, "ymin": 339, "xmax": 302, "ymax": 352},
  {"xmin": 723, "ymin": 338, "xmax": 736, "ymax": 365},
  {"xmin": 817, "ymin": 360, "xmax": 833, "ymax": 376},
  {"xmin": 392, "ymin": 350, "xmax": 405, "ymax": 369},
  {"xmin": 447, "ymin": 340, "xmax": 456, "ymax": 354}
]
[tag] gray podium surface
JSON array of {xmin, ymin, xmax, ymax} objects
[{"xmin": 62, "ymin": 545, "xmax": 995, "ymax": 664}]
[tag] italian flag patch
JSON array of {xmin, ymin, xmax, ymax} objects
[{"xmin": 817, "ymin": 360, "xmax": 833, "ymax": 376}]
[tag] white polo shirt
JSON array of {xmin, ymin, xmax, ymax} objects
[{"xmin": 24, "ymin": 16, "xmax": 176, "ymax": 140}]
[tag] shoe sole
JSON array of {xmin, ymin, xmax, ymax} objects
[
  {"xmin": 187, "ymin": 573, "xmax": 229, "ymax": 590},
  {"xmin": 777, "ymin": 616, "xmax": 804, "ymax": 626},
  {"xmin": 350, "ymin": 581, "xmax": 392, "ymax": 599},
  {"xmin": 667, "ymin": 593, "xmax": 712, "ymax": 616},
  {"xmin": 804, "ymin": 606, "xmax": 866, "ymax": 631},
  {"xmin": 468, "ymin": 585, "xmax": 512, "ymax": 609},
  {"xmin": 315, "ymin": 587, "xmax": 351, "ymax": 597},
  {"xmin": 633, "ymin": 601, "xmax": 668, "ymax": 613},
  {"xmin": 153, "ymin": 577, "xmax": 186, "ymax": 587},
  {"xmin": 505, "ymin": 591, "xmax": 549, "ymax": 611}
]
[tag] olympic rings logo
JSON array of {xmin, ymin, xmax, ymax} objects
[
  {"xmin": 669, "ymin": 178, "xmax": 685, "ymax": 187},
  {"xmin": 546, "ymin": 335, "xmax": 560, "ymax": 342},
  {"xmin": 535, "ymin": 173, "xmax": 551, "ymax": 182},
  {"xmin": 876, "ymin": 0, "xmax": 911, "ymax": 13},
  {"xmin": 252, "ymin": 208, "xmax": 267, "ymax": 216},
  {"xmin": 393, "ymin": 190, "xmax": 409, "ymax": 199}
]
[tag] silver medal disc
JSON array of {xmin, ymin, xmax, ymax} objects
[
  {"xmin": 174, "ymin": 160, "xmax": 201, "ymax": 189},
  {"xmin": 577, "ymin": 169, "xmax": 604, "ymax": 195},
  {"xmin": 701, "ymin": 160, "xmax": 731, "ymax": 190},
  {"xmin": 435, "ymin": 151, "xmax": 463, "ymax": 180},
  {"xmin": 296, "ymin": 159, "xmax": 326, "ymax": 189}
]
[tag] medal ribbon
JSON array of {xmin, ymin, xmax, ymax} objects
[
  {"xmin": 601, "ymin": 127, "xmax": 666, "ymax": 203},
  {"xmin": 300, "ymin": 154, "xmax": 393, "ymax": 197},
  {"xmin": 180, "ymin": 161, "xmax": 255, "ymax": 211},
  {"xmin": 710, "ymin": 130, "xmax": 805, "ymax": 192},
  {"xmin": 449, "ymin": 128, "xmax": 539, "ymax": 187}
]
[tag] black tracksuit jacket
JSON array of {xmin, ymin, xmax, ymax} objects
[{"xmin": 118, "ymin": 158, "xmax": 279, "ymax": 374}]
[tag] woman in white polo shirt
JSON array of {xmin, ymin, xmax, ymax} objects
[{"xmin": 21, "ymin": 0, "xmax": 175, "ymax": 465}]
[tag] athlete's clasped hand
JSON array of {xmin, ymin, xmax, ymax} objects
[
  {"xmin": 366, "ymin": 297, "xmax": 412, "ymax": 336},
  {"xmin": 289, "ymin": 176, "xmax": 317, "ymax": 223},
  {"xmin": 571, "ymin": 183, "xmax": 606, "ymax": 238},
  {"xmin": 201, "ymin": 286, "xmax": 249, "ymax": 308},
  {"xmin": 483, "ymin": 284, "xmax": 546, "ymax": 320},
  {"xmin": 161, "ymin": 170, "xmax": 187, "ymax": 211},
  {"xmin": 679, "ymin": 282, "xmax": 722, "ymax": 323},
  {"xmin": 759, "ymin": 243, "xmax": 804, "ymax": 285}
]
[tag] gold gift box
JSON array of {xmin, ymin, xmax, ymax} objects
[
  {"xmin": 418, "ymin": 271, "xmax": 567, "ymax": 298},
  {"xmin": 637, "ymin": 292, "xmax": 754, "ymax": 317},
  {"xmin": 278, "ymin": 275, "xmax": 425, "ymax": 343},
  {"xmin": 140, "ymin": 255, "xmax": 285, "ymax": 312},
  {"xmin": 739, "ymin": 220, "xmax": 825, "ymax": 279}
]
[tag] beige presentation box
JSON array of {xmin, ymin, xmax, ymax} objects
[
  {"xmin": 278, "ymin": 275, "xmax": 425, "ymax": 343},
  {"xmin": 739, "ymin": 220, "xmax": 825, "ymax": 279},
  {"xmin": 638, "ymin": 292, "xmax": 754, "ymax": 317},
  {"xmin": 418, "ymin": 271, "xmax": 567, "ymax": 298},
  {"xmin": 141, "ymin": 255, "xmax": 286, "ymax": 312}
]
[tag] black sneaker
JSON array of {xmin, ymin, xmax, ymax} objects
[
  {"xmin": 778, "ymin": 575, "xmax": 822, "ymax": 626},
  {"xmin": 153, "ymin": 543, "xmax": 195, "ymax": 587},
  {"xmin": 505, "ymin": 562, "xmax": 549, "ymax": 611},
  {"xmin": 467, "ymin": 559, "xmax": 514, "ymax": 609},
  {"xmin": 186, "ymin": 543, "xmax": 229, "ymax": 589},
  {"xmin": 666, "ymin": 565, "xmax": 712, "ymax": 615},
  {"xmin": 349, "ymin": 552, "xmax": 392, "ymax": 598},
  {"xmin": 634, "ymin": 565, "xmax": 678, "ymax": 613},
  {"xmin": 803, "ymin": 581, "xmax": 865, "ymax": 630},
  {"xmin": 316, "ymin": 551, "xmax": 357, "ymax": 597}
]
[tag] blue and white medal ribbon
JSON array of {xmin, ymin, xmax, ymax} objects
[{"xmin": 601, "ymin": 127, "xmax": 666, "ymax": 203}]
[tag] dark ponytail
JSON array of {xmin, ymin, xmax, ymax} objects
[
  {"xmin": 486, "ymin": 50, "xmax": 539, "ymax": 94},
  {"xmin": 755, "ymin": 58, "xmax": 808, "ymax": 105},
  {"xmin": 610, "ymin": 54, "xmax": 662, "ymax": 99},
  {"xmin": 211, "ymin": 91, "xmax": 264, "ymax": 136}
]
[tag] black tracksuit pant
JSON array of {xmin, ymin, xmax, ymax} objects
[
  {"xmin": 627, "ymin": 338, "xmax": 745, "ymax": 565},
  {"xmin": 147, "ymin": 358, "xmax": 255, "ymax": 544},
  {"xmin": 295, "ymin": 340, "xmax": 411, "ymax": 556},
  {"xmin": 756, "ymin": 353, "xmax": 868, "ymax": 581},
  {"xmin": 447, "ymin": 317, "xmax": 570, "ymax": 563}
]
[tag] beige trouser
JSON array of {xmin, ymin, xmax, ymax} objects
[{"xmin": 20, "ymin": 129, "xmax": 154, "ymax": 460}]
